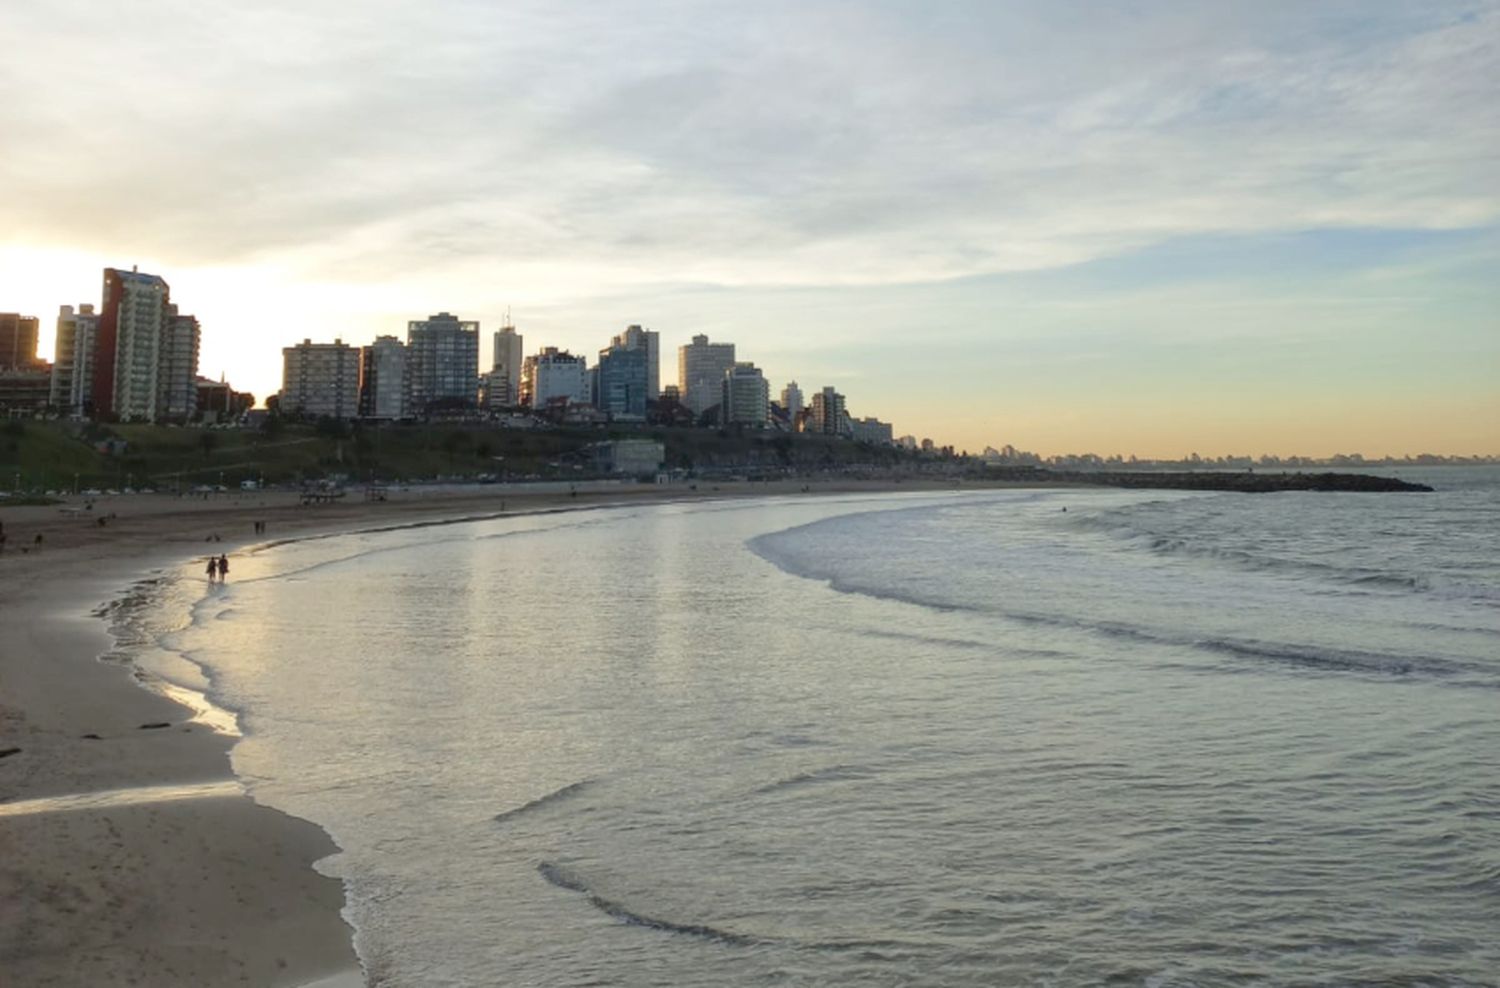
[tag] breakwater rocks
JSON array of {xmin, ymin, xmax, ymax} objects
[{"xmin": 986, "ymin": 468, "xmax": 1433, "ymax": 493}]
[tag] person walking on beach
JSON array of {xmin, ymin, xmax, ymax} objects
[
  {"xmin": 206, "ymin": 556, "xmax": 218, "ymax": 582},
  {"xmin": 216, "ymin": 554, "xmax": 229, "ymax": 581}
]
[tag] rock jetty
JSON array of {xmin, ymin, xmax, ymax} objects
[{"xmin": 984, "ymin": 468, "xmax": 1433, "ymax": 493}]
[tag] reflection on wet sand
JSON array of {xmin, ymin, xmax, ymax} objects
[{"xmin": 0, "ymin": 779, "xmax": 241, "ymax": 817}]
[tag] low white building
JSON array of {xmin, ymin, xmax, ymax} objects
[{"xmin": 592, "ymin": 439, "xmax": 665, "ymax": 476}]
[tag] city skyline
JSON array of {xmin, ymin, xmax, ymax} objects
[{"xmin": 2, "ymin": 1, "xmax": 1497, "ymax": 457}]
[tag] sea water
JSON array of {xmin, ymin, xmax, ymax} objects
[{"xmin": 130, "ymin": 472, "xmax": 1499, "ymax": 986}]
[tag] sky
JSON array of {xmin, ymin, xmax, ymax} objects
[{"xmin": 1, "ymin": 0, "xmax": 1496, "ymax": 457}]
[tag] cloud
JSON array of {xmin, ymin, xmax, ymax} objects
[{"xmin": 1, "ymin": 0, "xmax": 1496, "ymax": 293}]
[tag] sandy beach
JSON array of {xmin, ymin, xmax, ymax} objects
[{"xmin": 0, "ymin": 477, "xmax": 981, "ymax": 987}]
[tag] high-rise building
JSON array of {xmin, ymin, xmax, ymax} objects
[
  {"xmin": 359, "ymin": 335, "xmax": 409, "ymax": 419},
  {"xmin": 677, "ymin": 334, "xmax": 736, "ymax": 418},
  {"xmin": 407, "ymin": 312, "xmax": 479, "ymax": 414},
  {"xmin": 158, "ymin": 307, "xmax": 201, "ymax": 422},
  {"xmin": 721, "ymin": 362, "xmax": 770, "ymax": 427},
  {"xmin": 95, "ymin": 268, "xmax": 172, "ymax": 420},
  {"xmin": 611, "ymin": 324, "xmax": 659, "ymax": 399},
  {"xmin": 526, "ymin": 347, "xmax": 589, "ymax": 410},
  {"xmin": 781, "ymin": 381, "xmax": 803, "ymax": 425},
  {"xmin": 810, "ymin": 386, "xmax": 849, "ymax": 437},
  {"xmin": 50, "ymin": 304, "xmax": 98, "ymax": 415},
  {"xmin": 0, "ymin": 313, "xmax": 41, "ymax": 370},
  {"xmin": 491, "ymin": 323, "xmax": 523, "ymax": 407},
  {"xmin": 85, "ymin": 268, "xmax": 201, "ymax": 421},
  {"xmin": 281, "ymin": 339, "xmax": 361, "ymax": 419},
  {"xmin": 596, "ymin": 340, "xmax": 649, "ymax": 420}
]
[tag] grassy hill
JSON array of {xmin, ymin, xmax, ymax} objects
[{"xmin": 0, "ymin": 419, "xmax": 909, "ymax": 492}]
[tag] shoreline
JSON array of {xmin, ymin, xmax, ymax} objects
[{"xmin": 0, "ymin": 477, "xmax": 1007, "ymax": 986}]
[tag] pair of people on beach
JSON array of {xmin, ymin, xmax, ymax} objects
[{"xmin": 206, "ymin": 553, "xmax": 230, "ymax": 582}]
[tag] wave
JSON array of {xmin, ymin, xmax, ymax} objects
[
  {"xmin": 493, "ymin": 780, "xmax": 594, "ymax": 824},
  {"xmin": 995, "ymin": 607, "xmax": 1496, "ymax": 686},
  {"xmin": 537, "ymin": 862, "xmax": 937, "ymax": 958},
  {"xmin": 751, "ymin": 538, "xmax": 1495, "ymax": 687},
  {"xmin": 92, "ymin": 575, "xmax": 186, "ymax": 659},
  {"xmin": 1072, "ymin": 510, "xmax": 1500, "ymax": 605},
  {"xmin": 752, "ymin": 764, "xmax": 872, "ymax": 796},
  {"xmin": 537, "ymin": 862, "xmax": 761, "ymax": 946},
  {"xmin": 1139, "ymin": 532, "xmax": 1433, "ymax": 593}
]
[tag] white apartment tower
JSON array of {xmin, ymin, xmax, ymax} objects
[
  {"xmin": 677, "ymin": 334, "xmax": 736, "ymax": 417},
  {"xmin": 87, "ymin": 268, "xmax": 201, "ymax": 422},
  {"xmin": 721, "ymin": 362, "xmax": 770, "ymax": 427},
  {"xmin": 96, "ymin": 268, "xmax": 170, "ymax": 421},
  {"xmin": 50, "ymin": 304, "xmax": 98, "ymax": 416},
  {"xmin": 281, "ymin": 339, "xmax": 361, "ymax": 419}
]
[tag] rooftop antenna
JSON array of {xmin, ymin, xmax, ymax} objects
[{"xmin": 504, "ymin": 306, "xmax": 512, "ymax": 329}]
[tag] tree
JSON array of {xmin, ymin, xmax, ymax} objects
[{"xmin": 442, "ymin": 430, "xmax": 472, "ymax": 472}]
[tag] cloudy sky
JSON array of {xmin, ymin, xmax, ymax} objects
[{"xmin": 2, "ymin": 0, "xmax": 1496, "ymax": 456}]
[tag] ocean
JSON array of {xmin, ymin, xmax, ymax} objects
[{"xmin": 118, "ymin": 470, "xmax": 1500, "ymax": 986}]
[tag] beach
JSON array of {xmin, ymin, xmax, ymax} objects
[
  {"xmin": 8, "ymin": 473, "xmax": 1494, "ymax": 986},
  {"xmin": 0, "ymin": 478, "xmax": 970, "ymax": 987}
]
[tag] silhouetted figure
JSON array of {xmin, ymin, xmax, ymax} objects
[
  {"xmin": 206, "ymin": 557, "xmax": 218, "ymax": 582},
  {"xmin": 216, "ymin": 554, "xmax": 229, "ymax": 581}
]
